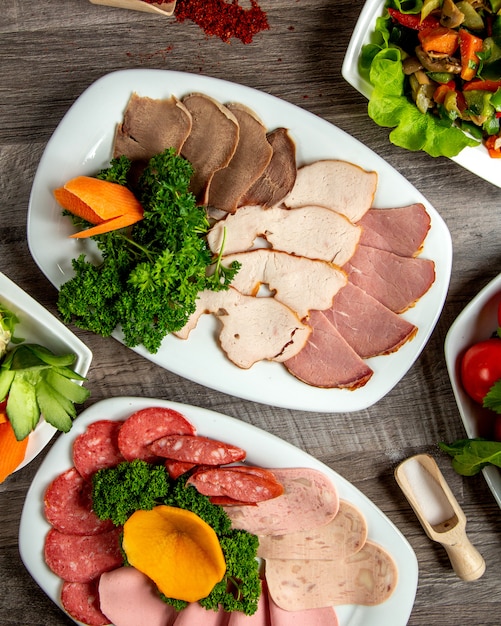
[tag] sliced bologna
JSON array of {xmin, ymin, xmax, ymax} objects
[
  {"xmin": 44, "ymin": 527, "xmax": 123, "ymax": 583},
  {"xmin": 223, "ymin": 468, "xmax": 339, "ymax": 535},
  {"xmin": 257, "ymin": 500, "xmax": 367, "ymax": 561},
  {"xmin": 44, "ymin": 467, "xmax": 113, "ymax": 535},
  {"xmin": 149, "ymin": 434, "xmax": 246, "ymax": 465},
  {"xmin": 187, "ymin": 466, "xmax": 284, "ymax": 503},
  {"xmin": 117, "ymin": 407, "xmax": 196, "ymax": 463},
  {"xmin": 73, "ymin": 420, "xmax": 125, "ymax": 481},
  {"xmin": 343, "ymin": 244, "xmax": 435, "ymax": 313},
  {"xmin": 265, "ymin": 540, "xmax": 398, "ymax": 611},
  {"xmin": 283, "ymin": 310, "xmax": 373, "ymax": 390},
  {"xmin": 357, "ymin": 203, "xmax": 431, "ymax": 258},
  {"xmin": 173, "ymin": 599, "xmax": 228, "ymax": 625},
  {"xmin": 268, "ymin": 592, "xmax": 339, "ymax": 626},
  {"xmin": 227, "ymin": 580, "xmax": 268, "ymax": 625},
  {"xmin": 61, "ymin": 580, "xmax": 110, "ymax": 626}
]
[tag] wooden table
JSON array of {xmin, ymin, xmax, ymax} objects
[{"xmin": 1, "ymin": 1, "xmax": 500, "ymax": 624}]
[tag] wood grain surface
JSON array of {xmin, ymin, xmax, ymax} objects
[{"xmin": 1, "ymin": 0, "xmax": 500, "ymax": 624}]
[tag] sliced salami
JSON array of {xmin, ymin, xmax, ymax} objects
[
  {"xmin": 44, "ymin": 467, "xmax": 113, "ymax": 535},
  {"xmin": 187, "ymin": 466, "xmax": 283, "ymax": 503},
  {"xmin": 150, "ymin": 434, "xmax": 246, "ymax": 465},
  {"xmin": 164, "ymin": 459, "xmax": 196, "ymax": 479},
  {"xmin": 73, "ymin": 420, "xmax": 125, "ymax": 481},
  {"xmin": 44, "ymin": 527, "xmax": 123, "ymax": 583},
  {"xmin": 61, "ymin": 580, "xmax": 111, "ymax": 626},
  {"xmin": 117, "ymin": 407, "xmax": 196, "ymax": 463}
]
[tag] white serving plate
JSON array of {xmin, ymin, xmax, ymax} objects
[
  {"xmin": 0, "ymin": 272, "xmax": 92, "ymax": 473},
  {"xmin": 444, "ymin": 273, "xmax": 501, "ymax": 509},
  {"xmin": 27, "ymin": 69, "xmax": 452, "ymax": 413},
  {"xmin": 342, "ymin": 0, "xmax": 501, "ymax": 189},
  {"xmin": 19, "ymin": 396, "xmax": 418, "ymax": 626}
]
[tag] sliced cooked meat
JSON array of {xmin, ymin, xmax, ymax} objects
[
  {"xmin": 325, "ymin": 282, "xmax": 417, "ymax": 358},
  {"xmin": 174, "ymin": 287, "xmax": 311, "ymax": 368},
  {"xmin": 207, "ymin": 103, "xmax": 273, "ymax": 212},
  {"xmin": 207, "ymin": 204, "xmax": 360, "ymax": 266},
  {"xmin": 181, "ymin": 93, "xmax": 240, "ymax": 204},
  {"xmin": 284, "ymin": 310, "xmax": 373, "ymax": 389},
  {"xmin": 239, "ymin": 127, "xmax": 297, "ymax": 208},
  {"xmin": 343, "ymin": 244, "xmax": 436, "ymax": 313},
  {"xmin": 113, "ymin": 93, "xmax": 192, "ymax": 162},
  {"xmin": 284, "ymin": 159, "xmax": 378, "ymax": 222},
  {"xmin": 220, "ymin": 249, "xmax": 347, "ymax": 320},
  {"xmin": 357, "ymin": 203, "xmax": 431, "ymax": 257}
]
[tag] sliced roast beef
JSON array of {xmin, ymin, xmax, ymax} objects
[
  {"xmin": 283, "ymin": 310, "xmax": 373, "ymax": 389},
  {"xmin": 220, "ymin": 249, "xmax": 347, "ymax": 320},
  {"xmin": 357, "ymin": 203, "xmax": 431, "ymax": 257},
  {"xmin": 181, "ymin": 93, "xmax": 240, "ymax": 205},
  {"xmin": 325, "ymin": 282, "xmax": 417, "ymax": 358},
  {"xmin": 343, "ymin": 244, "xmax": 436, "ymax": 313},
  {"xmin": 239, "ymin": 127, "xmax": 297, "ymax": 208},
  {"xmin": 284, "ymin": 159, "xmax": 378, "ymax": 222},
  {"xmin": 207, "ymin": 103, "xmax": 273, "ymax": 212},
  {"xmin": 207, "ymin": 204, "xmax": 360, "ymax": 267}
]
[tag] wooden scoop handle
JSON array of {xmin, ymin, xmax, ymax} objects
[{"xmin": 443, "ymin": 534, "xmax": 486, "ymax": 581}]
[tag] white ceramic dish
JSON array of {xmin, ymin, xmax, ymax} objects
[
  {"xmin": 342, "ymin": 0, "xmax": 501, "ymax": 189},
  {"xmin": 19, "ymin": 396, "xmax": 418, "ymax": 626},
  {"xmin": 27, "ymin": 69, "xmax": 452, "ymax": 413},
  {"xmin": 0, "ymin": 272, "xmax": 92, "ymax": 472},
  {"xmin": 444, "ymin": 273, "xmax": 501, "ymax": 509}
]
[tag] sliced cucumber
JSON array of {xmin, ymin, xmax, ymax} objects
[
  {"xmin": 26, "ymin": 344, "xmax": 76, "ymax": 367},
  {"xmin": 36, "ymin": 378, "xmax": 73, "ymax": 433},
  {"xmin": 6, "ymin": 373, "xmax": 40, "ymax": 441},
  {"xmin": 45, "ymin": 369, "xmax": 90, "ymax": 404}
]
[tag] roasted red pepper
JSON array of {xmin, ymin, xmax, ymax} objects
[{"xmin": 387, "ymin": 8, "xmax": 441, "ymax": 30}]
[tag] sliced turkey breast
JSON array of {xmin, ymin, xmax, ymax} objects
[
  {"xmin": 239, "ymin": 127, "xmax": 297, "ymax": 208},
  {"xmin": 284, "ymin": 310, "xmax": 373, "ymax": 389},
  {"xmin": 207, "ymin": 204, "xmax": 360, "ymax": 267},
  {"xmin": 207, "ymin": 103, "xmax": 273, "ymax": 213},
  {"xmin": 113, "ymin": 93, "xmax": 192, "ymax": 162},
  {"xmin": 343, "ymin": 244, "xmax": 436, "ymax": 313},
  {"xmin": 357, "ymin": 203, "xmax": 431, "ymax": 257},
  {"xmin": 284, "ymin": 159, "xmax": 378, "ymax": 222},
  {"xmin": 181, "ymin": 93, "xmax": 240, "ymax": 205},
  {"xmin": 220, "ymin": 249, "xmax": 347, "ymax": 320},
  {"xmin": 173, "ymin": 287, "xmax": 311, "ymax": 369}
]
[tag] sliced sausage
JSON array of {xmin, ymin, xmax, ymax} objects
[
  {"xmin": 187, "ymin": 466, "xmax": 283, "ymax": 503},
  {"xmin": 61, "ymin": 580, "xmax": 111, "ymax": 626},
  {"xmin": 73, "ymin": 420, "xmax": 125, "ymax": 481},
  {"xmin": 227, "ymin": 580, "xmax": 268, "ymax": 625},
  {"xmin": 268, "ymin": 591, "xmax": 339, "ymax": 626},
  {"xmin": 164, "ymin": 459, "xmax": 197, "ymax": 479},
  {"xmin": 150, "ymin": 435, "xmax": 246, "ymax": 465}
]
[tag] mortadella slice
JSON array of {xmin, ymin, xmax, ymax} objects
[
  {"xmin": 173, "ymin": 601, "xmax": 230, "ymax": 625},
  {"xmin": 223, "ymin": 468, "xmax": 339, "ymax": 535},
  {"xmin": 268, "ymin": 593, "xmax": 339, "ymax": 626}
]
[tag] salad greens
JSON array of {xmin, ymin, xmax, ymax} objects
[
  {"xmin": 360, "ymin": 0, "xmax": 501, "ymax": 157},
  {"xmin": 57, "ymin": 149, "xmax": 240, "ymax": 354},
  {"xmin": 439, "ymin": 438, "xmax": 501, "ymax": 475}
]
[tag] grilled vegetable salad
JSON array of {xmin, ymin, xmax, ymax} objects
[{"xmin": 361, "ymin": 0, "xmax": 501, "ymax": 157}]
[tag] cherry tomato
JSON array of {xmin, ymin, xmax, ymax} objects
[
  {"xmin": 460, "ymin": 338, "xmax": 501, "ymax": 405},
  {"xmin": 498, "ymin": 300, "xmax": 501, "ymax": 329}
]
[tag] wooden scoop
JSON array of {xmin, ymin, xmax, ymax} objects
[
  {"xmin": 89, "ymin": 0, "xmax": 176, "ymax": 16},
  {"xmin": 395, "ymin": 453, "xmax": 485, "ymax": 581}
]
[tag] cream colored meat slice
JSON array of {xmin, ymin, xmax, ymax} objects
[
  {"xmin": 284, "ymin": 160, "xmax": 378, "ymax": 223},
  {"xmin": 265, "ymin": 540, "xmax": 398, "ymax": 611},
  {"xmin": 181, "ymin": 93, "xmax": 240, "ymax": 205},
  {"xmin": 207, "ymin": 103, "xmax": 273, "ymax": 213},
  {"xmin": 113, "ymin": 93, "xmax": 192, "ymax": 161},
  {"xmin": 207, "ymin": 204, "xmax": 360, "ymax": 267},
  {"xmin": 268, "ymin": 594, "xmax": 339, "ymax": 626},
  {"xmin": 220, "ymin": 249, "xmax": 347, "ymax": 320},
  {"xmin": 173, "ymin": 287, "xmax": 310, "ymax": 369},
  {"xmin": 257, "ymin": 500, "xmax": 367, "ymax": 561}
]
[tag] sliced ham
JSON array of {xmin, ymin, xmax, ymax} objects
[
  {"xmin": 174, "ymin": 287, "xmax": 311, "ymax": 368},
  {"xmin": 113, "ymin": 93, "xmax": 192, "ymax": 163},
  {"xmin": 207, "ymin": 103, "xmax": 273, "ymax": 212},
  {"xmin": 283, "ymin": 310, "xmax": 373, "ymax": 389},
  {"xmin": 207, "ymin": 204, "xmax": 360, "ymax": 267},
  {"xmin": 181, "ymin": 93, "xmax": 239, "ymax": 205},
  {"xmin": 239, "ymin": 127, "xmax": 297, "ymax": 208},
  {"xmin": 220, "ymin": 249, "xmax": 347, "ymax": 320},
  {"xmin": 268, "ymin": 594, "xmax": 339, "ymax": 626},
  {"xmin": 343, "ymin": 244, "xmax": 436, "ymax": 313},
  {"xmin": 357, "ymin": 203, "xmax": 431, "ymax": 257},
  {"xmin": 284, "ymin": 160, "xmax": 377, "ymax": 222},
  {"xmin": 265, "ymin": 540, "xmax": 398, "ymax": 611},
  {"xmin": 325, "ymin": 282, "xmax": 417, "ymax": 358},
  {"xmin": 222, "ymin": 468, "xmax": 339, "ymax": 535},
  {"xmin": 257, "ymin": 500, "xmax": 367, "ymax": 561},
  {"xmin": 227, "ymin": 580, "xmax": 268, "ymax": 625},
  {"xmin": 173, "ymin": 601, "xmax": 229, "ymax": 625}
]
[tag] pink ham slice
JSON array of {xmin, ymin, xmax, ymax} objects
[
  {"xmin": 173, "ymin": 601, "xmax": 230, "ymax": 625},
  {"xmin": 343, "ymin": 244, "xmax": 436, "ymax": 314},
  {"xmin": 357, "ymin": 203, "xmax": 431, "ymax": 257},
  {"xmin": 284, "ymin": 310, "xmax": 373, "ymax": 389},
  {"xmin": 268, "ymin": 593, "xmax": 339, "ymax": 626},
  {"xmin": 325, "ymin": 282, "xmax": 417, "ymax": 358},
  {"xmin": 227, "ymin": 580, "xmax": 268, "ymax": 625},
  {"xmin": 284, "ymin": 160, "xmax": 378, "ymax": 223}
]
